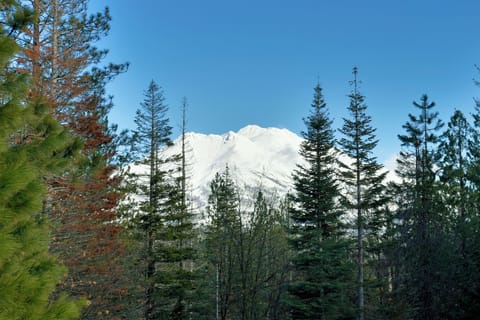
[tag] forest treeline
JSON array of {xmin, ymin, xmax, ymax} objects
[{"xmin": 1, "ymin": 1, "xmax": 480, "ymax": 319}]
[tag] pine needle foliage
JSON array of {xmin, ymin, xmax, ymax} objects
[
  {"xmin": 0, "ymin": 2, "xmax": 84, "ymax": 317},
  {"xmin": 287, "ymin": 84, "xmax": 355, "ymax": 320},
  {"xmin": 338, "ymin": 67, "xmax": 388, "ymax": 319}
]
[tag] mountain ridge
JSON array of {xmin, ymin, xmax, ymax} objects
[
  {"xmin": 131, "ymin": 124, "xmax": 396, "ymax": 210},
  {"xmin": 167, "ymin": 125, "xmax": 303, "ymax": 209}
]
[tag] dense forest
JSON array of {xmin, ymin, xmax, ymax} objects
[{"xmin": 1, "ymin": 1, "xmax": 480, "ymax": 319}]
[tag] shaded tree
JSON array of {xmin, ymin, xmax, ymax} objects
[
  {"xmin": 204, "ymin": 168, "xmax": 240, "ymax": 320},
  {"xmin": 286, "ymin": 84, "xmax": 355, "ymax": 320},
  {"xmin": 124, "ymin": 81, "xmax": 198, "ymax": 319},
  {"xmin": 129, "ymin": 80, "xmax": 174, "ymax": 320},
  {"xmin": 202, "ymin": 168, "xmax": 290, "ymax": 320},
  {"xmin": 434, "ymin": 109, "xmax": 480, "ymax": 318},
  {"xmin": 393, "ymin": 95, "xmax": 445, "ymax": 320},
  {"xmin": 338, "ymin": 67, "xmax": 388, "ymax": 320}
]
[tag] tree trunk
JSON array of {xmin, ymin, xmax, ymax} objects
[
  {"xmin": 51, "ymin": 0, "xmax": 58, "ymax": 97},
  {"xmin": 32, "ymin": 0, "xmax": 41, "ymax": 90}
]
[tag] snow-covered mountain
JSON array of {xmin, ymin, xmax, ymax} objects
[
  {"xmin": 130, "ymin": 124, "xmax": 396, "ymax": 210},
  {"xmin": 166, "ymin": 125, "xmax": 303, "ymax": 209}
]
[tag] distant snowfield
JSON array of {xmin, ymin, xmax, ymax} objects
[{"xmin": 130, "ymin": 125, "xmax": 397, "ymax": 211}]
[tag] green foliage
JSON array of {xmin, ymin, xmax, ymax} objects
[
  {"xmin": 133, "ymin": 80, "xmax": 172, "ymax": 161},
  {"xmin": 203, "ymin": 168, "xmax": 240, "ymax": 320},
  {"xmin": 123, "ymin": 81, "xmax": 198, "ymax": 320},
  {"xmin": 392, "ymin": 95, "xmax": 447, "ymax": 319},
  {"xmin": 338, "ymin": 68, "xmax": 389, "ymax": 320},
  {"xmin": 153, "ymin": 176, "xmax": 198, "ymax": 320},
  {"xmin": 200, "ymin": 168, "xmax": 291, "ymax": 320},
  {"xmin": 287, "ymin": 84, "xmax": 355, "ymax": 320},
  {"xmin": 12, "ymin": 1, "xmax": 131, "ymax": 318},
  {"xmin": 436, "ymin": 105, "xmax": 480, "ymax": 318},
  {"xmin": 0, "ymin": 4, "xmax": 84, "ymax": 317}
]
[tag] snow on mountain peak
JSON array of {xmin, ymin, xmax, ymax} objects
[
  {"xmin": 165, "ymin": 125, "xmax": 303, "ymax": 209},
  {"xmin": 129, "ymin": 124, "xmax": 395, "ymax": 212},
  {"xmin": 237, "ymin": 124, "xmax": 266, "ymax": 138}
]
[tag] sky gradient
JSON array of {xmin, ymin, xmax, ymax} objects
[{"xmin": 90, "ymin": 0, "xmax": 480, "ymax": 164}]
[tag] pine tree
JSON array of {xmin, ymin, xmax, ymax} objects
[
  {"xmin": 21, "ymin": 0, "xmax": 128, "ymax": 103},
  {"xmin": 200, "ymin": 169, "xmax": 292, "ymax": 320},
  {"xmin": 435, "ymin": 109, "xmax": 479, "ymax": 318},
  {"xmin": 126, "ymin": 81, "xmax": 198, "ymax": 319},
  {"xmin": 287, "ymin": 84, "xmax": 355, "ymax": 320},
  {"xmin": 51, "ymin": 93, "xmax": 127, "ymax": 319},
  {"xmin": 154, "ymin": 178, "xmax": 197, "ymax": 319},
  {"xmin": 16, "ymin": 1, "xmax": 129, "ymax": 318},
  {"xmin": 241, "ymin": 191, "xmax": 291, "ymax": 320},
  {"xmin": 458, "ymin": 92, "xmax": 480, "ymax": 317},
  {"xmin": 0, "ymin": 2, "xmax": 83, "ymax": 317},
  {"xmin": 393, "ymin": 95, "xmax": 444, "ymax": 320},
  {"xmin": 338, "ymin": 67, "xmax": 388, "ymax": 320},
  {"xmin": 438, "ymin": 110, "xmax": 472, "ymax": 243},
  {"xmin": 128, "ymin": 80, "xmax": 174, "ymax": 319},
  {"xmin": 204, "ymin": 167, "xmax": 240, "ymax": 320},
  {"xmin": 469, "ymin": 85, "xmax": 480, "ymax": 202},
  {"xmin": 155, "ymin": 97, "xmax": 198, "ymax": 319}
]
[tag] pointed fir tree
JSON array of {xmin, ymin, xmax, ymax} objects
[
  {"xmin": 435, "ymin": 109, "xmax": 480, "ymax": 318},
  {"xmin": 153, "ymin": 97, "xmax": 198, "ymax": 319},
  {"xmin": 457, "ymin": 86, "xmax": 480, "ymax": 318},
  {"xmin": 393, "ymin": 95, "xmax": 445, "ymax": 320},
  {"xmin": 338, "ymin": 67, "xmax": 388, "ymax": 320},
  {"xmin": 469, "ymin": 80, "xmax": 480, "ymax": 204},
  {"xmin": 203, "ymin": 167, "xmax": 240, "ymax": 320},
  {"xmin": 128, "ymin": 80, "xmax": 175, "ymax": 320},
  {"xmin": 126, "ymin": 81, "xmax": 198, "ymax": 319},
  {"xmin": 286, "ymin": 84, "xmax": 355, "ymax": 320},
  {"xmin": 437, "ymin": 110, "xmax": 472, "ymax": 241},
  {"xmin": 153, "ymin": 177, "xmax": 197, "ymax": 319},
  {"xmin": 0, "ymin": 2, "xmax": 84, "ymax": 317},
  {"xmin": 471, "ymin": 69, "xmax": 480, "ymax": 195}
]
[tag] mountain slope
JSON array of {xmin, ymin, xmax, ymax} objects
[
  {"xmin": 130, "ymin": 124, "xmax": 396, "ymax": 211},
  {"xmin": 163, "ymin": 125, "xmax": 303, "ymax": 209}
]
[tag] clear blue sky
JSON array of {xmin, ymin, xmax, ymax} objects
[{"xmin": 90, "ymin": 0, "xmax": 480, "ymax": 164}]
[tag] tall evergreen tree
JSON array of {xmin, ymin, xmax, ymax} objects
[
  {"xmin": 393, "ymin": 95, "xmax": 444, "ymax": 320},
  {"xmin": 287, "ymin": 84, "xmax": 355, "ymax": 320},
  {"xmin": 469, "ymin": 85, "xmax": 480, "ymax": 205},
  {"xmin": 201, "ymin": 168, "xmax": 291, "ymax": 320},
  {"xmin": 204, "ymin": 167, "xmax": 240, "ymax": 320},
  {"xmin": 126, "ymin": 81, "xmax": 198, "ymax": 319},
  {"xmin": 458, "ymin": 92, "xmax": 480, "ymax": 317},
  {"xmin": 129, "ymin": 80, "xmax": 174, "ymax": 320},
  {"xmin": 155, "ymin": 97, "xmax": 198, "ymax": 319},
  {"xmin": 338, "ymin": 67, "xmax": 388, "ymax": 320},
  {"xmin": 438, "ymin": 110, "xmax": 472, "ymax": 239},
  {"xmin": 16, "ymin": 1, "xmax": 129, "ymax": 318},
  {"xmin": 0, "ymin": 2, "xmax": 84, "ymax": 317},
  {"xmin": 435, "ymin": 109, "xmax": 480, "ymax": 318}
]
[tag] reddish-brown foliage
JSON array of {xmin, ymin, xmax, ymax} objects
[{"xmin": 19, "ymin": 1, "xmax": 130, "ymax": 318}]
